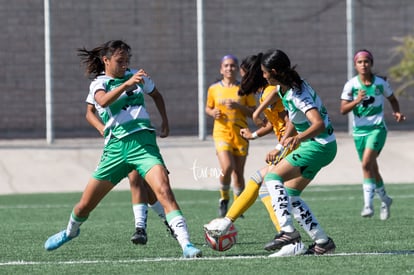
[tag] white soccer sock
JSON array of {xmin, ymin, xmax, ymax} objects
[
  {"xmin": 363, "ymin": 183, "xmax": 376, "ymax": 208},
  {"xmin": 66, "ymin": 212, "xmax": 86, "ymax": 237},
  {"xmin": 290, "ymin": 196, "xmax": 328, "ymax": 244},
  {"xmin": 375, "ymin": 186, "xmax": 389, "ymax": 202},
  {"xmin": 265, "ymin": 176, "xmax": 295, "ymax": 232},
  {"xmin": 148, "ymin": 201, "xmax": 166, "ymax": 220},
  {"xmin": 168, "ymin": 215, "xmax": 191, "ymax": 250},
  {"xmin": 132, "ymin": 203, "xmax": 148, "ymax": 229}
]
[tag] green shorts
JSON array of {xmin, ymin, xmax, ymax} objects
[
  {"xmin": 284, "ymin": 139, "xmax": 337, "ymax": 180},
  {"xmin": 92, "ymin": 130, "xmax": 165, "ymax": 185},
  {"xmin": 353, "ymin": 128, "xmax": 387, "ymax": 161}
]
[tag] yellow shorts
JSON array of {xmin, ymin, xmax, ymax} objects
[{"xmin": 214, "ymin": 133, "xmax": 249, "ymax": 157}]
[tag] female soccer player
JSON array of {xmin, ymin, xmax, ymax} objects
[
  {"xmin": 205, "ymin": 55, "xmax": 256, "ymax": 217},
  {"xmin": 204, "ymin": 53, "xmax": 307, "ymax": 257},
  {"xmin": 205, "ymin": 53, "xmax": 285, "ymax": 229},
  {"xmin": 44, "ymin": 40, "xmax": 201, "ymax": 258},
  {"xmin": 258, "ymin": 49, "xmax": 337, "ymax": 255},
  {"xmin": 85, "ymin": 102, "xmax": 173, "ymax": 244},
  {"xmin": 340, "ymin": 49, "xmax": 405, "ymax": 220}
]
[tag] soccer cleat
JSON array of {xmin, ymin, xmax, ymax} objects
[
  {"xmin": 183, "ymin": 243, "xmax": 202, "ymax": 258},
  {"xmin": 264, "ymin": 230, "xmax": 301, "ymax": 251},
  {"xmin": 218, "ymin": 199, "xmax": 229, "ymax": 217},
  {"xmin": 305, "ymin": 237, "xmax": 336, "ymax": 255},
  {"xmin": 131, "ymin": 227, "xmax": 148, "ymax": 245},
  {"xmin": 268, "ymin": 241, "xmax": 307, "ymax": 257},
  {"xmin": 203, "ymin": 217, "xmax": 232, "ymax": 238},
  {"xmin": 44, "ymin": 229, "xmax": 80, "ymax": 251},
  {"xmin": 360, "ymin": 206, "xmax": 374, "ymax": 218},
  {"xmin": 380, "ymin": 197, "xmax": 392, "ymax": 220}
]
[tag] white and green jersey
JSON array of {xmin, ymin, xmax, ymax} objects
[
  {"xmin": 86, "ymin": 69, "xmax": 155, "ymax": 143},
  {"xmin": 278, "ymin": 80, "xmax": 335, "ymax": 145},
  {"xmin": 341, "ymin": 75, "xmax": 393, "ymax": 135}
]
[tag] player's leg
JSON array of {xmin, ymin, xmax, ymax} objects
[
  {"xmin": 133, "ymin": 130, "xmax": 201, "ymax": 258},
  {"xmin": 204, "ymin": 169, "xmax": 261, "ymax": 237},
  {"xmin": 259, "ymin": 184, "xmax": 281, "ymax": 232},
  {"xmin": 45, "ymin": 178, "xmax": 114, "ymax": 251},
  {"xmin": 360, "ymin": 148, "xmax": 380, "ymax": 217},
  {"xmin": 144, "ymin": 164, "xmax": 201, "ymax": 258},
  {"xmin": 128, "ymin": 170, "xmax": 149, "ymax": 245},
  {"xmin": 232, "ymin": 154, "xmax": 247, "ymax": 201},
  {"xmin": 355, "ymin": 134, "xmax": 376, "ymax": 217},
  {"xmin": 367, "ymin": 128, "xmax": 392, "ymax": 220},
  {"xmin": 263, "ymin": 160, "xmax": 301, "ymax": 250},
  {"xmin": 216, "ymin": 149, "xmax": 234, "ymax": 217},
  {"xmin": 265, "ymin": 140, "xmax": 337, "ymax": 254},
  {"xmin": 144, "ymin": 180, "xmax": 175, "ymax": 237}
]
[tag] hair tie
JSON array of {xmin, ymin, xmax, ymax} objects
[{"xmin": 353, "ymin": 50, "xmax": 374, "ymax": 64}]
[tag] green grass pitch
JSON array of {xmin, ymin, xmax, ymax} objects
[{"xmin": 0, "ymin": 183, "xmax": 413, "ymax": 274}]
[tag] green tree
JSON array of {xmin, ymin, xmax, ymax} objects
[{"xmin": 389, "ymin": 34, "xmax": 414, "ymax": 96}]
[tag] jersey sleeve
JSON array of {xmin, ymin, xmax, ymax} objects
[
  {"xmin": 381, "ymin": 79, "xmax": 394, "ymax": 98},
  {"xmin": 341, "ymin": 80, "xmax": 354, "ymax": 101},
  {"xmin": 89, "ymin": 79, "xmax": 106, "ymax": 98},
  {"xmin": 85, "ymin": 90, "xmax": 95, "ymax": 104},
  {"xmin": 295, "ymin": 89, "xmax": 317, "ymax": 114},
  {"xmin": 206, "ymin": 86, "xmax": 215, "ymax": 108},
  {"xmin": 142, "ymin": 76, "xmax": 155, "ymax": 94}
]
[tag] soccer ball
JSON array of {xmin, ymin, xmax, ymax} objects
[{"xmin": 204, "ymin": 222, "xmax": 238, "ymax": 251}]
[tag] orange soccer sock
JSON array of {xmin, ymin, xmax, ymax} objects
[{"xmin": 226, "ymin": 179, "xmax": 259, "ymax": 221}]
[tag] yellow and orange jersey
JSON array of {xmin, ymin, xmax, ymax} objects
[
  {"xmin": 207, "ymin": 80, "xmax": 256, "ymax": 137},
  {"xmin": 260, "ymin": 85, "xmax": 286, "ymax": 141}
]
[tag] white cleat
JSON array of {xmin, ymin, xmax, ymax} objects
[
  {"xmin": 380, "ymin": 197, "xmax": 392, "ymax": 220},
  {"xmin": 268, "ymin": 241, "xmax": 306, "ymax": 257},
  {"xmin": 203, "ymin": 217, "xmax": 232, "ymax": 237},
  {"xmin": 361, "ymin": 206, "xmax": 374, "ymax": 218}
]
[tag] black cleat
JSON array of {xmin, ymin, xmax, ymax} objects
[
  {"xmin": 305, "ymin": 237, "xmax": 336, "ymax": 255},
  {"xmin": 131, "ymin": 227, "xmax": 147, "ymax": 245},
  {"xmin": 264, "ymin": 230, "xmax": 301, "ymax": 251},
  {"xmin": 218, "ymin": 199, "xmax": 229, "ymax": 217}
]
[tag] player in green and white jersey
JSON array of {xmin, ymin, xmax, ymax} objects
[
  {"xmin": 255, "ymin": 49, "xmax": 337, "ymax": 255},
  {"xmin": 85, "ymin": 92, "xmax": 174, "ymax": 245},
  {"xmin": 44, "ymin": 40, "xmax": 201, "ymax": 258},
  {"xmin": 340, "ymin": 49, "xmax": 405, "ymax": 220}
]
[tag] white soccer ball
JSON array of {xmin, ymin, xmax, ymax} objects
[{"xmin": 204, "ymin": 222, "xmax": 238, "ymax": 251}]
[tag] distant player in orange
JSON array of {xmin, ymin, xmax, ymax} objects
[{"xmin": 205, "ymin": 54, "xmax": 256, "ymax": 217}]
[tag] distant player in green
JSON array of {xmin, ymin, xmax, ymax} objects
[
  {"xmin": 340, "ymin": 49, "xmax": 405, "ymax": 220},
  {"xmin": 44, "ymin": 40, "xmax": 201, "ymax": 258},
  {"xmin": 257, "ymin": 49, "xmax": 337, "ymax": 255}
]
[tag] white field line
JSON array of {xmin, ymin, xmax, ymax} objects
[
  {"xmin": 1, "ymin": 251, "xmax": 414, "ymax": 266},
  {"xmin": 1, "ymin": 193, "xmax": 414, "ymax": 210}
]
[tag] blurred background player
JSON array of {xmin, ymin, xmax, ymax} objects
[
  {"xmin": 205, "ymin": 54, "xmax": 256, "ymax": 217},
  {"xmin": 340, "ymin": 49, "xmax": 405, "ymax": 220},
  {"xmin": 85, "ymin": 101, "xmax": 174, "ymax": 244}
]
